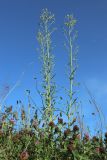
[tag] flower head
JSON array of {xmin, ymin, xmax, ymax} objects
[
  {"xmin": 20, "ymin": 151, "xmax": 29, "ymax": 160},
  {"xmin": 73, "ymin": 125, "xmax": 79, "ymax": 132},
  {"xmin": 49, "ymin": 121, "xmax": 55, "ymax": 128}
]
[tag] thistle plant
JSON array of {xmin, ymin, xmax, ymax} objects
[
  {"xmin": 37, "ymin": 9, "xmax": 56, "ymax": 125},
  {"xmin": 64, "ymin": 14, "xmax": 78, "ymax": 128}
]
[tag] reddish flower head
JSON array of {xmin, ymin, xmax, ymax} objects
[
  {"xmin": 49, "ymin": 121, "xmax": 55, "ymax": 128},
  {"xmin": 20, "ymin": 151, "xmax": 29, "ymax": 160},
  {"xmin": 73, "ymin": 125, "xmax": 79, "ymax": 132}
]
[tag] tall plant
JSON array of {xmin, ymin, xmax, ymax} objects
[
  {"xmin": 64, "ymin": 14, "xmax": 78, "ymax": 128},
  {"xmin": 37, "ymin": 9, "xmax": 56, "ymax": 125}
]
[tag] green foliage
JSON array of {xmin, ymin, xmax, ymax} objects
[{"xmin": 0, "ymin": 107, "xmax": 107, "ymax": 160}]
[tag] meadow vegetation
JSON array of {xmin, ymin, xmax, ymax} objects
[{"xmin": 0, "ymin": 9, "xmax": 107, "ymax": 160}]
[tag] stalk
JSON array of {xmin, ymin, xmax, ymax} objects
[
  {"xmin": 64, "ymin": 14, "xmax": 78, "ymax": 128},
  {"xmin": 37, "ymin": 9, "xmax": 56, "ymax": 125}
]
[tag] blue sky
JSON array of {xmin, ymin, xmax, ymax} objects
[{"xmin": 0, "ymin": 0, "xmax": 107, "ymax": 134}]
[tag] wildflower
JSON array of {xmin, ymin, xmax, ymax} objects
[
  {"xmin": 73, "ymin": 125, "xmax": 79, "ymax": 132},
  {"xmin": 20, "ymin": 151, "xmax": 29, "ymax": 160},
  {"xmin": 49, "ymin": 121, "xmax": 55, "ymax": 128}
]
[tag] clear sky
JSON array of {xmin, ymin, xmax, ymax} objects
[{"xmin": 0, "ymin": 0, "xmax": 107, "ymax": 134}]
